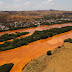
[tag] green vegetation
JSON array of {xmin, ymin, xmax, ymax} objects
[
  {"xmin": 9, "ymin": 24, "xmax": 38, "ymax": 30},
  {"xmin": 0, "ymin": 24, "xmax": 38, "ymax": 32},
  {"xmin": 40, "ymin": 20, "xmax": 72, "ymax": 26},
  {"xmin": 0, "ymin": 30, "xmax": 8, "ymax": 32},
  {"xmin": 0, "ymin": 63, "xmax": 14, "ymax": 72},
  {"xmin": 57, "ymin": 46, "xmax": 61, "ymax": 48},
  {"xmin": 0, "ymin": 26, "xmax": 72, "ymax": 51},
  {"xmin": 47, "ymin": 51, "xmax": 52, "ymax": 55},
  {"xmin": 0, "ymin": 20, "xmax": 72, "ymax": 32},
  {"xmin": 64, "ymin": 38, "xmax": 72, "ymax": 43},
  {"xmin": 55, "ymin": 20, "xmax": 72, "ymax": 24},
  {"xmin": 40, "ymin": 22, "xmax": 50, "ymax": 25},
  {"xmin": 0, "ymin": 32, "xmax": 29, "ymax": 42}
]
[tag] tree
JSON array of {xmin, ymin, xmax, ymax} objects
[{"xmin": 47, "ymin": 51, "xmax": 52, "ymax": 55}]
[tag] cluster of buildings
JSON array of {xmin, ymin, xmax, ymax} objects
[
  {"xmin": 0, "ymin": 24, "xmax": 9, "ymax": 30},
  {"xmin": 0, "ymin": 17, "xmax": 72, "ymax": 31}
]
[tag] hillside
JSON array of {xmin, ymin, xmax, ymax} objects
[
  {"xmin": 0, "ymin": 10, "xmax": 72, "ymax": 23},
  {"xmin": 22, "ymin": 42, "xmax": 72, "ymax": 72}
]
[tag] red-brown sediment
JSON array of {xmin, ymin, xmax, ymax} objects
[{"xmin": 0, "ymin": 23, "xmax": 72, "ymax": 72}]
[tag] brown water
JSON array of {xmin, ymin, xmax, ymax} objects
[
  {"xmin": 0, "ymin": 23, "xmax": 72, "ymax": 36},
  {"xmin": 0, "ymin": 23, "xmax": 72, "ymax": 72},
  {"xmin": 0, "ymin": 23, "xmax": 72, "ymax": 44}
]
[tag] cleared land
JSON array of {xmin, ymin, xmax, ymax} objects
[{"xmin": 23, "ymin": 42, "xmax": 72, "ymax": 72}]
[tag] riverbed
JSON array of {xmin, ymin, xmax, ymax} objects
[{"xmin": 0, "ymin": 23, "xmax": 72, "ymax": 72}]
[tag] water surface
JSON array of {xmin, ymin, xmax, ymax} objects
[
  {"xmin": 0, "ymin": 23, "xmax": 72, "ymax": 72},
  {"xmin": 0, "ymin": 31, "xmax": 72, "ymax": 72}
]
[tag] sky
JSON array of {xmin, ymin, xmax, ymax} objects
[{"xmin": 0, "ymin": 0, "xmax": 72, "ymax": 11}]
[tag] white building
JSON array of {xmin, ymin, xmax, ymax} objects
[{"xmin": 0, "ymin": 25, "xmax": 5, "ymax": 30}]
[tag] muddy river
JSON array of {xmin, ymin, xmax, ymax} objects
[
  {"xmin": 0, "ymin": 23, "xmax": 72, "ymax": 72},
  {"xmin": 0, "ymin": 23, "xmax": 72, "ymax": 36}
]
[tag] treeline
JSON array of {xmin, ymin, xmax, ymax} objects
[
  {"xmin": 0, "ymin": 20, "xmax": 72, "ymax": 32},
  {"xmin": 0, "ymin": 26, "xmax": 72, "ymax": 51},
  {"xmin": 0, "ymin": 24, "xmax": 38, "ymax": 32},
  {"xmin": 0, "ymin": 63, "xmax": 14, "ymax": 72},
  {"xmin": 0, "ymin": 32, "xmax": 29, "ymax": 42},
  {"xmin": 56, "ymin": 20, "xmax": 72, "ymax": 24},
  {"xmin": 0, "ymin": 30, "xmax": 8, "ymax": 32},
  {"xmin": 40, "ymin": 22, "xmax": 50, "ymax": 25},
  {"xmin": 40, "ymin": 20, "xmax": 72, "ymax": 26},
  {"xmin": 9, "ymin": 24, "xmax": 38, "ymax": 30},
  {"xmin": 64, "ymin": 38, "xmax": 72, "ymax": 43}
]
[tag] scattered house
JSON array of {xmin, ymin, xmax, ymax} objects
[
  {"xmin": 37, "ymin": 23, "xmax": 40, "ymax": 25},
  {"xmin": 5, "ymin": 27, "xmax": 9, "ymax": 30},
  {"xmin": 14, "ymin": 22, "xmax": 18, "ymax": 27},
  {"xmin": 0, "ymin": 25, "xmax": 5, "ymax": 30},
  {"xmin": 0, "ymin": 16, "xmax": 71, "ymax": 31},
  {"xmin": 10, "ymin": 23, "xmax": 14, "ymax": 28},
  {"xmin": 0, "ymin": 25, "xmax": 9, "ymax": 30}
]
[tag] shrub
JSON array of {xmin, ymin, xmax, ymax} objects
[
  {"xmin": 47, "ymin": 51, "xmax": 52, "ymax": 55},
  {"xmin": 3, "ymin": 42, "xmax": 11, "ymax": 47},
  {"xmin": 58, "ymin": 46, "xmax": 61, "ymax": 48},
  {"xmin": 64, "ymin": 39, "xmax": 68, "ymax": 42},
  {"xmin": 0, "ymin": 32, "xmax": 29, "ymax": 42},
  {"xmin": 64, "ymin": 38, "xmax": 72, "ymax": 43},
  {"xmin": 0, "ymin": 63, "xmax": 14, "ymax": 72},
  {"xmin": 21, "ymin": 32, "xmax": 29, "ymax": 35}
]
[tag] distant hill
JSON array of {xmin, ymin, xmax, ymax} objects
[{"xmin": 0, "ymin": 10, "xmax": 72, "ymax": 23}]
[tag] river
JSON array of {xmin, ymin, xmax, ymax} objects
[
  {"xmin": 0, "ymin": 23, "xmax": 72, "ymax": 72},
  {"xmin": 0, "ymin": 23, "xmax": 72, "ymax": 44},
  {"xmin": 0, "ymin": 23, "xmax": 72, "ymax": 36}
]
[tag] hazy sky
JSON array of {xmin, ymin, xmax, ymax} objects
[{"xmin": 0, "ymin": 0, "xmax": 72, "ymax": 11}]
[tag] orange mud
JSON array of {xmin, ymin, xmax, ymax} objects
[
  {"xmin": 0, "ymin": 23, "xmax": 72, "ymax": 36},
  {"xmin": 0, "ymin": 23, "xmax": 72, "ymax": 72},
  {"xmin": 0, "ymin": 30, "xmax": 72, "ymax": 72},
  {"xmin": 0, "ymin": 23, "xmax": 72, "ymax": 44}
]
